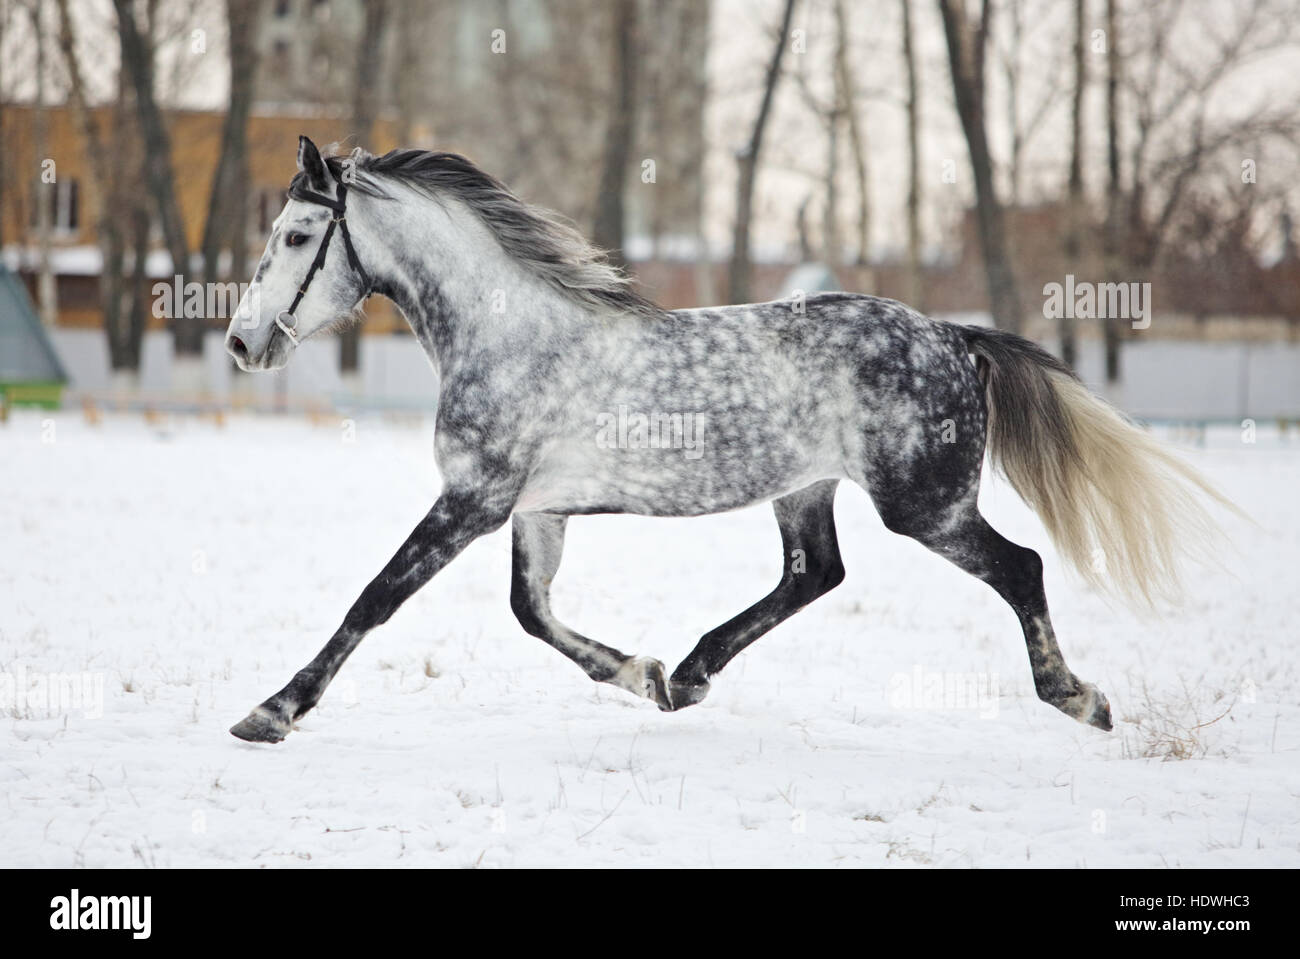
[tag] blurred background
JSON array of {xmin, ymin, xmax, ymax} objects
[{"xmin": 1, "ymin": 0, "xmax": 1298, "ymax": 421}]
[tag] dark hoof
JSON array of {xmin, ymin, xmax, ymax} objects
[
  {"xmin": 229, "ymin": 704, "xmax": 292, "ymax": 743},
  {"xmin": 661, "ymin": 679, "xmax": 710, "ymax": 712}
]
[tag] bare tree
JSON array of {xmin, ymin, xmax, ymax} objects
[
  {"xmin": 391, "ymin": 0, "xmax": 420, "ymax": 145},
  {"xmin": 834, "ymin": 0, "xmax": 871, "ymax": 270},
  {"xmin": 27, "ymin": 0, "xmax": 57, "ymax": 328},
  {"xmin": 485, "ymin": 0, "xmax": 611, "ymax": 225},
  {"xmin": 352, "ymin": 0, "xmax": 390, "ymax": 144},
  {"xmin": 938, "ymin": 0, "xmax": 1024, "ymax": 332},
  {"xmin": 592, "ymin": 0, "xmax": 637, "ymax": 268},
  {"xmin": 445, "ymin": 0, "xmax": 696, "ymax": 253},
  {"xmin": 996, "ymin": 0, "xmax": 1066, "ymax": 205},
  {"xmin": 200, "ymin": 0, "xmax": 262, "ymax": 290},
  {"xmin": 680, "ymin": 1, "xmax": 714, "ymax": 305},
  {"xmin": 1060, "ymin": 0, "xmax": 1087, "ymax": 369},
  {"xmin": 0, "ymin": 0, "xmax": 8, "ymax": 251},
  {"xmin": 822, "ymin": 62, "xmax": 842, "ymax": 271},
  {"xmin": 56, "ymin": 0, "xmax": 143, "ymax": 377},
  {"xmin": 341, "ymin": 0, "xmax": 391, "ymax": 377},
  {"xmin": 796, "ymin": 192, "xmax": 815, "ymax": 261},
  {"xmin": 114, "ymin": 0, "xmax": 196, "ymax": 354},
  {"xmin": 788, "ymin": 15, "xmax": 844, "ymax": 270},
  {"xmin": 123, "ymin": 202, "xmax": 153, "ymax": 375},
  {"xmin": 1102, "ymin": 0, "xmax": 1122, "ymax": 380},
  {"xmin": 642, "ymin": 0, "xmax": 666, "ymax": 259},
  {"xmin": 730, "ymin": 0, "xmax": 799, "ymax": 304},
  {"xmin": 1122, "ymin": 0, "xmax": 1299, "ymax": 269},
  {"xmin": 55, "ymin": 0, "xmax": 106, "ymax": 201},
  {"xmin": 1102, "ymin": 0, "xmax": 1300, "ymax": 379},
  {"xmin": 901, "ymin": 0, "xmax": 923, "ymax": 309}
]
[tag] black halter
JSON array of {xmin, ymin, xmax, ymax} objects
[{"xmin": 274, "ymin": 172, "xmax": 372, "ymax": 347}]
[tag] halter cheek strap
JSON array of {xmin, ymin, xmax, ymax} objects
[{"xmin": 274, "ymin": 175, "xmax": 373, "ymax": 347}]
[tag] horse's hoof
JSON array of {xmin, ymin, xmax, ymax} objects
[
  {"xmin": 229, "ymin": 704, "xmax": 292, "ymax": 743},
  {"xmin": 662, "ymin": 679, "xmax": 710, "ymax": 712},
  {"xmin": 1060, "ymin": 681, "xmax": 1112, "ymax": 732},
  {"xmin": 610, "ymin": 657, "xmax": 672, "ymax": 710},
  {"xmin": 1086, "ymin": 688, "xmax": 1113, "ymax": 732}
]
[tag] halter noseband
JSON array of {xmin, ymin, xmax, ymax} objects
[{"xmin": 274, "ymin": 172, "xmax": 372, "ymax": 347}]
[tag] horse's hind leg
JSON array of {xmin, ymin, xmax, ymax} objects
[
  {"xmin": 875, "ymin": 490, "xmax": 1112, "ymax": 731},
  {"xmin": 666, "ymin": 479, "xmax": 845, "ymax": 710},
  {"xmin": 511, "ymin": 512, "xmax": 671, "ymax": 708}
]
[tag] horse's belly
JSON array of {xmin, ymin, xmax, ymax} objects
[{"xmin": 515, "ymin": 440, "xmax": 844, "ymax": 517}]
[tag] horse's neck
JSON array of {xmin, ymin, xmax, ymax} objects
[{"xmin": 367, "ymin": 196, "xmax": 590, "ymax": 378}]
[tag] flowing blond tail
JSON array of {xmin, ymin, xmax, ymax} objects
[{"xmin": 962, "ymin": 325, "xmax": 1240, "ymax": 611}]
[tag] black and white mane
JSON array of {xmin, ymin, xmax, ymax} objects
[{"xmin": 301, "ymin": 148, "xmax": 663, "ymax": 319}]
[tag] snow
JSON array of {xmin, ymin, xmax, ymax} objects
[{"xmin": 2, "ymin": 410, "xmax": 1297, "ymax": 867}]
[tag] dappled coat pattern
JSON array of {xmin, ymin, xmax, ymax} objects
[{"xmin": 224, "ymin": 137, "xmax": 1233, "ymax": 744}]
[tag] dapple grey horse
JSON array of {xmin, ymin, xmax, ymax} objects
[{"xmin": 225, "ymin": 137, "xmax": 1232, "ymax": 743}]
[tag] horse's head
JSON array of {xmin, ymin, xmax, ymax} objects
[{"xmin": 225, "ymin": 136, "xmax": 374, "ymax": 372}]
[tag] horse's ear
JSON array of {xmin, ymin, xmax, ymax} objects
[{"xmin": 296, "ymin": 135, "xmax": 329, "ymax": 190}]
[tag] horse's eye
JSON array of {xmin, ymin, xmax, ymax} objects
[{"xmin": 285, "ymin": 232, "xmax": 308, "ymax": 248}]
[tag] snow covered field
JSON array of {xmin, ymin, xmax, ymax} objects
[{"xmin": 2, "ymin": 410, "xmax": 1297, "ymax": 867}]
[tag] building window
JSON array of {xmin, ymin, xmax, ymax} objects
[
  {"xmin": 274, "ymin": 0, "xmax": 291, "ymax": 17},
  {"xmin": 29, "ymin": 178, "xmax": 80, "ymax": 235},
  {"xmin": 268, "ymin": 37, "xmax": 290, "ymax": 79},
  {"xmin": 309, "ymin": 39, "xmax": 331, "ymax": 86}
]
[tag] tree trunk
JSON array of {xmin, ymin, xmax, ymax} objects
[
  {"xmin": 796, "ymin": 194, "xmax": 814, "ymax": 262},
  {"xmin": 352, "ymin": 0, "xmax": 390, "ymax": 141},
  {"xmin": 0, "ymin": 2, "xmax": 7, "ymax": 251},
  {"xmin": 1003, "ymin": 0, "xmax": 1023, "ymax": 206},
  {"xmin": 685, "ymin": 0, "xmax": 714, "ymax": 306},
  {"xmin": 103, "ymin": 188, "xmax": 131, "ymax": 371},
  {"xmin": 30, "ymin": 2, "xmax": 58, "ymax": 328},
  {"xmin": 901, "ymin": 0, "xmax": 923, "ymax": 310},
  {"xmin": 201, "ymin": 0, "xmax": 261, "ymax": 289},
  {"xmin": 229, "ymin": 151, "xmax": 251, "ymax": 286},
  {"xmin": 1103, "ymin": 0, "xmax": 1122, "ymax": 382},
  {"xmin": 110, "ymin": 72, "xmax": 146, "ymax": 374},
  {"xmin": 114, "ymin": 0, "xmax": 196, "ymax": 354},
  {"xmin": 57, "ymin": 0, "xmax": 139, "ymax": 374},
  {"xmin": 730, "ymin": 0, "xmax": 799, "ymax": 304},
  {"xmin": 938, "ymin": 0, "xmax": 1024, "ymax": 333},
  {"xmin": 343, "ymin": 0, "xmax": 390, "ymax": 375},
  {"xmin": 592, "ymin": 0, "xmax": 637, "ymax": 269},
  {"xmin": 833, "ymin": 0, "xmax": 869, "ymax": 270},
  {"xmin": 1060, "ymin": 0, "xmax": 1086, "ymax": 369},
  {"xmin": 392, "ymin": 0, "xmax": 416, "ymax": 145},
  {"xmin": 124, "ymin": 202, "xmax": 151, "ymax": 374},
  {"xmin": 823, "ymin": 97, "xmax": 842, "ymax": 272}
]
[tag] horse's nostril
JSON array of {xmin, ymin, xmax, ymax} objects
[{"xmin": 227, "ymin": 335, "xmax": 248, "ymax": 361}]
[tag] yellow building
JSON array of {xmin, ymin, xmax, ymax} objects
[{"xmin": 1, "ymin": 104, "xmax": 405, "ymax": 333}]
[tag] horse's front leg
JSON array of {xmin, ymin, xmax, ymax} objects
[{"xmin": 230, "ymin": 486, "xmax": 514, "ymax": 743}]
